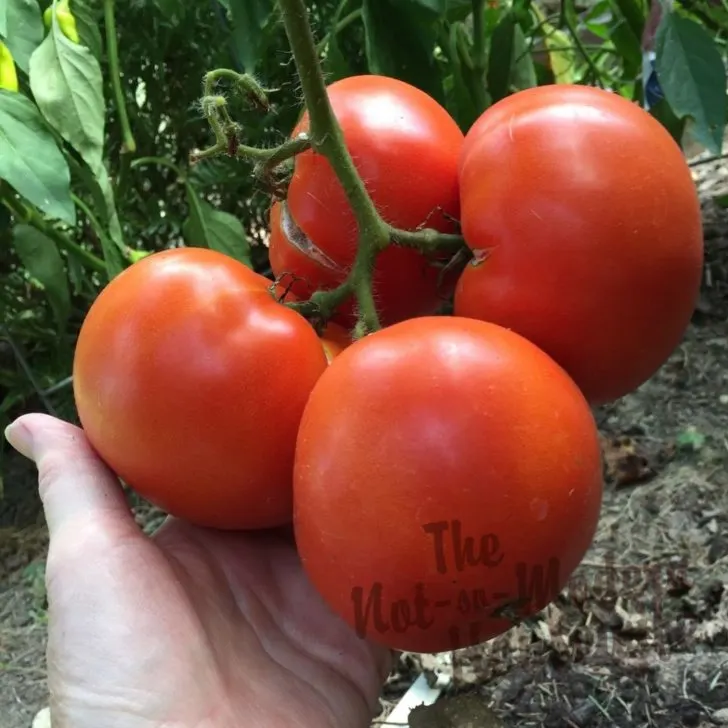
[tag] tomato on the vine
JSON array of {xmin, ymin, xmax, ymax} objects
[
  {"xmin": 268, "ymin": 74, "xmax": 465, "ymax": 327},
  {"xmin": 454, "ymin": 84, "xmax": 703, "ymax": 405},
  {"xmin": 319, "ymin": 322, "xmax": 353, "ymax": 362},
  {"xmin": 268, "ymin": 277, "xmax": 353, "ymax": 361},
  {"xmin": 293, "ymin": 316, "xmax": 603, "ymax": 654},
  {"xmin": 73, "ymin": 247, "xmax": 329, "ymax": 530}
]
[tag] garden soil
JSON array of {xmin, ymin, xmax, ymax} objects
[{"xmin": 2, "ymin": 159, "xmax": 728, "ymax": 728}]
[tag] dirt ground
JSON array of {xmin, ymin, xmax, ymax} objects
[{"xmin": 2, "ymin": 161, "xmax": 728, "ymax": 728}]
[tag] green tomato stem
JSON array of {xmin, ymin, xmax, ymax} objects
[
  {"xmin": 559, "ymin": 0, "xmax": 604, "ymax": 88},
  {"xmin": 3, "ymin": 192, "xmax": 107, "ymax": 274},
  {"xmin": 249, "ymin": 135, "xmax": 311, "ymax": 166},
  {"xmin": 203, "ymin": 69, "xmax": 274, "ymax": 110},
  {"xmin": 130, "ymin": 156, "xmax": 185, "ymax": 176},
  {"xmin": 276, "ymin": 0, "xmax": 390, "ymax": 332},
  {"xmin": 103, "ymin": 0, "xmax": 136, "ymax": 153},
  {"xmin": 71, "ymin": 193, "xmax": 141, "ymax": 264},
  {"xmin": 275, "ymin": 0, "xmax": 389, "ymax": 245},
  {"xmin": 388, "ymin": 226, "xmax": 465, "ymax": 252},
  {"xmin": 315, "ymin": 7, "xmax": 363, "ymax": 54},
  {"xmin": 200, "ymin": 3, "xmax": 469, "ymax": 334}
]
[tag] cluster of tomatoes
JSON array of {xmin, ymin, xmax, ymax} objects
[{"xmin": 73, "ymin": 75, "xmax": 703, "ymax": 654}]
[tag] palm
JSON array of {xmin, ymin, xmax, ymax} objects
[
  {"xmin": 2, "ymin": 412, "xmax": 394, "ymax": 728},
  {"xmin": 46, "ymin": 514, "xmax": 392, "ymax": 728}
]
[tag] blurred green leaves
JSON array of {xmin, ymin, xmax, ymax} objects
[
  {"xmin": 655, "ymin": 9, "xmax": 727, "ymax": 154},
  {"xmin": 1, "ymin": 0, "xmax": 726, "ymax": 442}
]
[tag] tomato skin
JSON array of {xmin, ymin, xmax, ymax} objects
[
  {"xmin": 73, "ymin": 248, "xmax": 329, "ymax": 530},
  {"xmin": 320, "ymin": 322, "xmax": 353, "ymax": 363},
  {"xmin": 293, "ymin": 316, "xmax": 603, "ymax": 653},
  {"xmin": 269, "ymin": 75, "xmax": 464, "ymax": 326},
  {"xmin": 455, "ymin": 84, "xmax": 703, "ymax": 405},
  {"xmin": 266, "ymin": 273, "xmax": 353, "ymax": 361}
]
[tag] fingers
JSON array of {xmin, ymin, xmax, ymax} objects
[{"xmin": 4, "ymin": 413, "xmax": 137, "ymax": 540}]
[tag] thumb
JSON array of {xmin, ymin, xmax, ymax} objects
[{"xmin": 4, "ymin": 413, "xmax": 137, "ymax": 540}]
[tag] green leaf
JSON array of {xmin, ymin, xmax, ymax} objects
[
  {"xmin": 323, "ymin": 30, "xmax": 353, "ymax": 83},
  {"xmin": 12, "ymin": 224, "xmax": 71, "ymax": 331},
  {"xmin": 0, "ymin": 90, "xmax": 75, "ymax": 223},
  {"xmin": 29, "ymin": 12, "xmax": 105, "ymax": 173},
  {"xmin": 4, "ymin": 0, "xmax": 45, "ymax": 72},
  {"xmin": 487, "ymin": 12, "xmax": 517, "ymax": 103},
  {"xmin": 322, "ymin": 0, "xmax": 357, "ymax": 83},
  {"xmin": 511, "ymin": 22, "xmax": 537, "ymax": 90},
  {"xmin": 649, "ymin": 96, "xmax": 686, "ymax": 148},
  {"xmin": 610, "ymin": 17, "xmax": 641, "ymax": 79},
  {"xmin": 81, "ymin": 158, "xmax": 124, "ymax": 242},
  {"xmin": 446, "ymin": 0, "xmax": 472, "ymax": 23},
  {"xmin": 610, "ymin": 0, "xmax": 645, "ymax": 43},
  {"xmin": 362, "ymin": 0, "xmax": 444, "ymax": 103},
  {"xmin": 443, "ymin": 23, "xmax": 481, "ymax": 131},
  {"xmin": 66, "ymin": 252, "xmax": 86, "ymax": 295},
  {"xmin": 560, "ymin": 0, "xmax": 579, "ymax": 30},
  {"xmin": 66, "ymin": 153, "xmax": 125, "ymax": 277},
  {"xmin": 70, "ymin": 0, "xmax": 104, "ymax": 60},
  {"xmin": 655, "ymin": 11, "xmax": 726, "ymax": 155},
  {"xmin": 95, "ymin": 165, "xmax": 124, "ymax": 250},
  {"xmin": 184, "ymin": 188, "xmax": 252, "ymax": 266},
  {"xmin": 584, "ymin": 1, "xmax": 614, "ymax": 40},
  {"xmin": 91, "ymin": 168, "xmax": 126, "ymax": 275},
  {"xmin": 411, "ymin": 0, "xmax": 447, "ymax": 14},
  {"xmin": 227, "ymin": 0, "xmax": 275, "ymax": 73},
  {"xmin": 0, "ymin": 1, "xmax": 7, "ymax": 36},
  {"xmin": 542, "ymin": 26, "xmax": 577, "ymax": 83},
  {"xmin": 154, "ymin": 0, "xmax": 186, "ymax": 20}
]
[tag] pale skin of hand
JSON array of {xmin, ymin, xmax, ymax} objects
[{"xmin": 4, "ymin": 413, "xmax": 393, "ymax": 728}]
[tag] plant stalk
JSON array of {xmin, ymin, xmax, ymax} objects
[
  {"xmin": 198, "ymin": 3, "xmax": 468, "ymax": 334},
  {"xmin": 315, "ymin": 7, "xmax": 363, "ymax": 54},
  {"xmin": 103, "ymin": 0, "xmax": 136, "ymax": 153},
  {"xmin": 276, "ymin": 0, "xmax": 396, "ymax": 332},
  {"xmin": 3, "ymin": 194, "xmax": 106, "ymax": 274},
  {"xmin": 276, "ymin": 0, "xmax": 388, "ymax": 249},
  {"xmin": 559, "ymin": 0, "xmax": 604, "ymax": 88}
]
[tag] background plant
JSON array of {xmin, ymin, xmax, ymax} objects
[{"xmin": 1, "ymin": 0, "xmax": 726, "ymax": 486}]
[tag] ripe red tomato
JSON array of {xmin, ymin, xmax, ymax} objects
[
  {"xmin": 454, "ymin": 84, "xmax": 703, "ymax": 405},
  {"xmin": 268, "ymin": 74, "xmax": 464, "ymax": 327},
  {"xmin": 320, "ymin": 322, "xmax": 353, "ymax": 362},
  {"xmin": 267, "ymin": 277, "xmax": 353, "ymax": 362},
  {"xmin": 293, "ymin": 316, "xmax": 603, "ymax": 653},
  {"xmin": 73, "ymin": 247, "xmax": 329, "ymax": 530}
]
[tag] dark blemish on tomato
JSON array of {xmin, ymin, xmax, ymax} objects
[{"xmin": 279, "ymin": 202, "xmax": 345, "ymax": 274}]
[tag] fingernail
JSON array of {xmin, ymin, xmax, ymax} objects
[{"xmin": 4, "ymin": 419, "xmax": 35, "ymax": 460}]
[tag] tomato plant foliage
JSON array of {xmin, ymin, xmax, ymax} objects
[
  {"xmin": 0, "ymin": 0, "xmax": 724, "ymax": 655},
  {"xmin": 1, "ymin": 0, "xmax": 725, "ymax": 431}
]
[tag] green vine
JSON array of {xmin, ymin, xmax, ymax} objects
[
  {"xmin": 103, "ymin": 0, "xmax": 136, "ymax": 153},
  {"xmin": 3, "ymin": 191, "xmax": 107, "ymax": 274},
  {"xmin": 198, "ymin": 0, "xmax": 468, "ymax": 337}
]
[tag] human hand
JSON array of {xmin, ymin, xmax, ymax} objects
[{"xmin": 4, "ymin": 413, "xmax": 393, "ymax": 728}]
